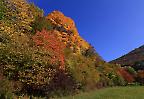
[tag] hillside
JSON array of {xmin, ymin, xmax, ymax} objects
[
  {"xmin": 110, "ymin": 45, "xmax": 144, "ymax": 66},
  {"xmin": 110, "ymin": 45, "xmax": 144, "ymax": 85}
]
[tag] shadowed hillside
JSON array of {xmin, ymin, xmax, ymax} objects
[{"xmin": 110, "ymin": 45, "xmax": 144, "ymax": 66}]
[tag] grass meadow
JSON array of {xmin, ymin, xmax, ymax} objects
[{"xmin": 56, "ymin": 86, "xmax": 144, "ymax": 99}]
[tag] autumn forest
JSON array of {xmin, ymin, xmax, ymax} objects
[{"xmin": 0, "ymin": 0, "xmax": 144, "ymax": 99}]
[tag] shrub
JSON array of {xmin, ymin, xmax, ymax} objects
[{"xmin": 112, "ymin": 74, "xmax": 126, "ymax": 86}]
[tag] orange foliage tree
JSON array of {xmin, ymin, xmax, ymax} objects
[{"xmin": 32, "ymin": 29, "xmax": 65, "ymax": 70}]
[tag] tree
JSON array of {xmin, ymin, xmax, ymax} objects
[{"xmin": 32, "ymin": 29, "xmax": 66, "ymax": 70}]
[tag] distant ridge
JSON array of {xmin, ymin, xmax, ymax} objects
[{"xmin": 110, "ymin": 45, "xmax": 144, "ymax": 66}]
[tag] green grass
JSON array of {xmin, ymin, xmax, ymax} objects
[{"xmin": 56, "ymin": 86, "xmax": 144, "ymax": 99}]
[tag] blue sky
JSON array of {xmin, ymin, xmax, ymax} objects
[{"xmin": 29, "ymin": 0, "xmax": 144, "ymax": 61}]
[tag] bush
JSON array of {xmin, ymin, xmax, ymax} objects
[{"xmin": 112, "ymin": 75, "xmax": 126, "ymax": 86}]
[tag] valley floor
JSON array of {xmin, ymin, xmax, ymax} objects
[{"xmin": 56, "ymin": 86, "xmax": 144, "ymax": 99}]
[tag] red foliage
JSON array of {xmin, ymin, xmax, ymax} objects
[
  {"xmin": 117, "ymin": 68, "xmax": 135, "ymax": 83},
  {"xmin": 32, "ymin": 29, "xmax": 65, "ymax": 70}
]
